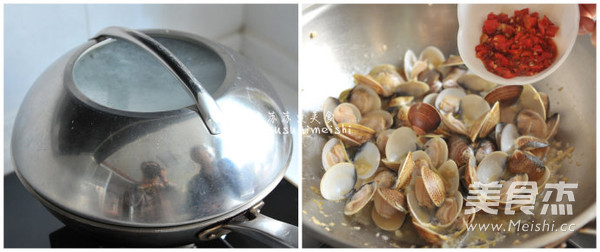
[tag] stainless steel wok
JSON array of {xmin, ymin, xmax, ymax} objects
[
  {"xmin": 12, "ymin": 27, "xmax": 297, "ymax": 247},
  {"xmin": 301, "ymin": 4, "xmax": 595, "ymax": 247}
]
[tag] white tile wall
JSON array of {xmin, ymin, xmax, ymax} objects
[
  {"xmin": 85, "ymin": 5, "xmax": 245, "ymax": 45},
  {"xmin": 4, "ymin": 4, "xmax": 298, "ymax": 184},
  {"xmin": 243, "ymin": 4, "xmax": 298, "ymax": 65}
]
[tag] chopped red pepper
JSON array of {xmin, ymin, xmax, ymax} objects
[
  {"xmin": 475, "ymin": 8, "xmax": 559, "ymax": 78},
  {"xmin": 483, "ymin": 19, "xmax": 500, "ymax": 34}
]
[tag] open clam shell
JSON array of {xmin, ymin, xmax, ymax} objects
[
  {"xmin": 475, "ymin": 139, "xmax": 496, "ymax": 163},
  {"xmin": 411, "ymin": 220, "xmax": 447, "ymax": 246},
  {"xmin": 516, "ymin": 109, "xmax": 548, "ymax": 139},
  {"xmin": 396, "ymin": 80, "xmax": 430, "ymax": 98},
  {"xmin": 404, "ymin": 49, "xmax": 432, "ymax": 81},
  {"xmin": 321, "ymin": 138, "xmax": 349, "ymax": 171},
  {"xmin": 499, "ymin": 123, "xmax": 519, "ymax": 153},
  {"xmin": 336, "ymin": 133, "xmax": 362, "ymax": 147},
  {"xmin": 419, "ymin": 46, "xmax": 446, "ymax": 69},
  {"xmin": 518, "ymin": 84, "xmax": 547, "ymax": 120},
  {"xmin": 411, "ymin": 150, "xmax": 435, "ymax": 173},
  {"xmin": 388, "ymin": 96, "xmax": 414, "ymax": 108},
  {"xmin": 458, "ymin": 73, "xmax": 496, "ymax": 93},
  {"xmin": 476, "ymin": 151, "xmax": 508, "ymax": 184},
  {"xmin": 324, "ymin": 101, "xmax": 363, "ymax": 139},
  {"xmin": 539, "ymin": 91, "xmax": 550, "ymax": 116},
  {"xmin": 385, "ymin": 127, "xmax": 418, "ymax": 163},
  {"xmin": 419, "ymin": 69, "xmax": 442, "ymax": 93},
  {"xmin": 438, "ymin": 160, "xmax": 459, "ymax": 196},
  {"xmin": 535, "ymin": 166, "xmax": 551, "ymax": 190},
  {"xmin": 484, "ymin": 85, "xmax": 523, "ymax": 107},
  {"xmin": 411, "ymin": 204, "xmax": 470, "ymax": 246},
  {"xmin": 423, "ymin": 93, "xmax": 438, "ymax": 106},
  {"xmin": 545, "ymin": 113, "xmax": 560, "ymax": 141},
  {"xmin": 499, "ymin": 173, "xmax": 529, "ymax": 204},
  {"xmin": 408, "ymin": 185, "xmax": 464, "ymax": 231},
  {"xmin": 464, "ymin": 153, "xmax": 478, "ymax": 191},
  {"xmin": 421, "ymin": 165, "xmax": 446, "ymax": 207},
  {"xmin": 437, "ymin": 93, "xmax": 491, "ymax": 139},
  {"xmin": 333, "ymin": 102, "xmax": 362, "ymax": 125},
  {"xmin": 375, "ymin": 187, "xmax": 408, "ymax": 217},
  {"xmin": 407, "ymin": 177, "xmax": 435, "ymax": 223},
  {"xmin": 438, "ymin": 54, "xmax": 464, "ymax": 68},
  {"xmin": 338, "ymin": 88, "xmax": 353, "ymax": 103},
  {"xmin": 434, "ymin": 192, "xmax": 463, "ymax": 228},
  {"xmin": 435, "ymin": 88, "xmax": 466, "ymax": 115},
  {"xmin": 460, "ymin": 94, "xmax": 490, "ymax": 129},
  {"xmin": 439, "ymin": 112, "xmax": 469, "ymax": 137},
  {"xmin": 442, "ymin": 67, "xmax": 466, "ymax": 89},
  {"xmin": 350, "ymin": 84, "xmax": 382, "ymax": 114},
  {"xmin": 449, "ymin": 135, "xmax": 473, "ymax": 167},
  {"xmin": 478, "ymin": 101, "xmax": 500, "ymax": 139},
  {"xmin": 344, "ymin": 181, "xmax": 377, "ymax": 216},
  {"xmin": 395, "ymin": 105, "xmax": 412, "ymax": 128},
  {"xmin": 514, "ymin": 135, "xmax": 549, "ymax": 159},
  {"xmin": 337, "ymin": 122, "xmax": 375, "ymax": 147},
  {"xmin": 322, "ymin": 97, "xmax": 340, "ymax": 132},
  {"xmin": 369, "ymin": 64, "xmax": 405, "ymax": 91},
  {"xmin": 372, "ymin": 206, "xmax": 406, "ymax": 231},
  {"xmin": 393, "ymin": 151, "xmax": 415, "ymax": 190},
  {"xmin": 354, "ymin": 142, "xmax": 381, "ymax": 179},
  {"xmin": 404, "ymin": 49, "xmax": 417, "ymax": 81},
  {"xmin": 373, "ymin": 168, "xmax": 397, "ymax": 189},
  {"xmin": 507, "ymin": 150, "xmax": 545, "ymax": 181},
  {"xmin": 320, "ymin": 162, "xmax": 357, "ymax": 201},
  {"xmin": 424, "ymin": 136, "xmax": 448, "ymax": 168},
  {"xmin": 381, "ymin": 158, "xmax": 402, "ymax": 171},
  {"xmin": 354, "ymin": 74, "xmax": 391, "ymax": 97},
  {"xmin": 375, "ymin": 129, "xmax": 395, "ymax": 154},
  {"xmin": 360, "ymin": 109, "xmax": 393, "ymax": 133}
]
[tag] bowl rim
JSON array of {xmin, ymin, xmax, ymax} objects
[{"xmin": 457, "ymin": 4, "xmax": 580, "ymax": 85}]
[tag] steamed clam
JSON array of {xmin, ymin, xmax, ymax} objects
[
  {"xmin": 370, "ymin": 64, "xmax": 405, "ymax": 91},
  {"xmin": 353, "ymin": 142, "xmax": 380, "ymax": 179},
  {"xmin": 344, "ymin": 181, "xmax": 377, "ymax": 215},
  {"xmin": 408, "ymin": 102, "xmax": 441, "ymax": 135},
  {"xmin": 317, "ymin": 45, "xmax": 563, "ymax": 247},
  {"xmin": 382, "ymin": 127, "xmax": 418, "ymax": 170},
  {"xmin": 406, "ymin": 154, "xmax": 467, "ymax": 245},
  {"xmin": 323, "ymin": 97, "xmax": 360, "ymax": 132},
  {"xmin": 337, "ymin": 122, "xmax": 375, "ymax": 147},
  {"xmin": 321, "ymin": 138, "xmax": 349, "ymax": 171},
  {"xmin": 320, "ymin": 162, "xmax": 357, "ymax": 201},
  {"xmin": 350, "ymin": 84, "xmax": 382, "ymax": 114},
  {"xmin": 359, "ymin": 109, "xmax": 393, "ymax": 133}
]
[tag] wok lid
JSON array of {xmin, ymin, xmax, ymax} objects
[{"xmin": 12, "ymin": 27, "xmax": 292, "ymax": 227}]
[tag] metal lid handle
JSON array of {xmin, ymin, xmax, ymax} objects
[{"xmin": 93, "ymin": 26, "xmax": 223, "ymax": 135}]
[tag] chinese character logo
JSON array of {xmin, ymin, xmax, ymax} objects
[
  {"xmin": 464, "ymin": 181, "xmax": 578, "ymax": 216},
  {"xmin": 310, "ymin": 111, "xmax": 321, "ymax": 124},
  {"xmin": 282, "ymin": 111, "xmax": 291, "ymax": 124},
  {"xmin": 465, "ymin": 181, "xmax": 501, "ymax": 215},
  {"xmin": 502, "ymin": 181, "xmax": 537, "ymax": 215},
  {"xmin": 540, "ymin": 181, "xmax": 577, "ymax": 215},
  {"xmin": 268, "ymin": 111, "xmax": 278, "ymax": 124}
]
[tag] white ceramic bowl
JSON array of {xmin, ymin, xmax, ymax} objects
[{"xmin": 457, "ymin": 4, "xmax": 579, "ymax": 85}]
